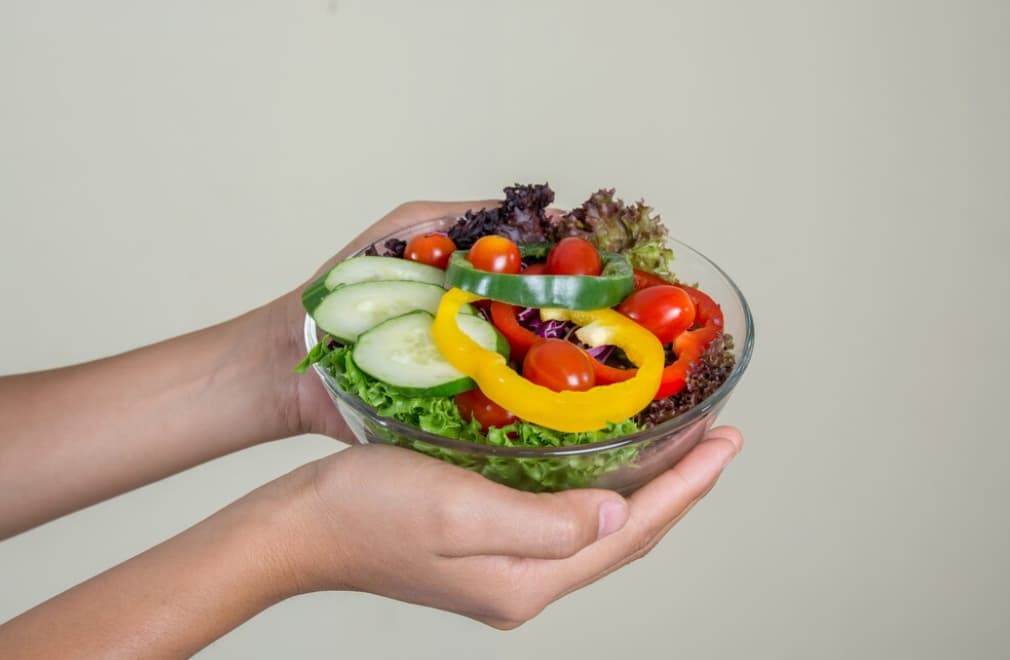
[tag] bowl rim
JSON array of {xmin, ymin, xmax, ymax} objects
[{"xmin": 304, "ymin": 217, "xmax": 754, "ymax": 457}]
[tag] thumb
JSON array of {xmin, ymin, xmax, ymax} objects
[{"xmin": 439, "ymin": 487, "xmax": 630, "ymax": 560}]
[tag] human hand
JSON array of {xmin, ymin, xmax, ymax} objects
[
  {"xmin": 0, "ymin": 425, "xmax": 740, "ymax": 657},
  {"xmin": 273, "ymin": 426, "xmax": 742, "ymax": 629}
]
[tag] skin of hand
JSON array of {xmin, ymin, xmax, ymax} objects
[
  {"xmin": 0, "ymin": 428, "xmax": 742, "ymax": 657},
  {"xmin": 290, "ymin": 429, "xmax": 743, "ymax": 629}
]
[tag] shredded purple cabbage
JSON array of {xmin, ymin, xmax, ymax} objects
[
  {"xmin": 514, "ymin": 307, "xmax": 614, "ymax": 362},
  {"xmin": 515, "ymin": 307, "xmax": 539, "ymax": 323},
  {"xmin": 517, "ymin": 307, "xmax": 569, "ymax": 339},
  {"xmin": 585, "ymin": 344, "xmax": 615, "ymax": 362}
]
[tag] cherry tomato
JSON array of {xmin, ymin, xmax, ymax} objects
[
  {"xmin": 468, "ymin": 235, "xmax": 521, "ymax": 274},
  {"xmin": 632, "ymin": 268, "xmax": 673, "ymax": 290},
  {"xmin": 455, "ymin": 388, "xmax": 516, "ymax": 431},
  {"xmin": 522, "ymin": 262, "xmax": 549, "ymax": 275},
  {"xmin": 545, "ymin": 237, "xmax": 602, "ymax": 276},
  {"xmin": 617, "ymin": 285, "xmax": 696, "ymax": 345},
  {"xmin": 404, "ymin": 233, "xmax": 456, "ymax": 270},
  {"xmin": 522, "ymin": 339, "xmax": 596, "ymax": 392}
]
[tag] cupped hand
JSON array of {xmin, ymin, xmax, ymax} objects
[{"xmin": 275, "ymin": 426, "xmax": 742, "ymax": 629}]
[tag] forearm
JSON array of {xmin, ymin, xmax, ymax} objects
[
  {"xmin": 0, "ymin": 467, "xmax": 309, "ymax": 659},
  {"xmin": 0, "ymin": 291, "xmax": 306, "ymax": 539}
]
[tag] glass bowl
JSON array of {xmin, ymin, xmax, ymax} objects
[{"xmin": 303, "ymin": 218, "xmax": 754, "ymax": 494}]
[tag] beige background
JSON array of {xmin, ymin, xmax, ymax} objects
[{"xmin": 1, "ymin": 1, "xmax": 1008, "ymax": 658}]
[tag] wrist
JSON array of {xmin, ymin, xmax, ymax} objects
[
  {"xmin": 250, "ymin": 458, "xmax": 350, "ymax": 598},
  {"xmin": 228, "ymin": 289, "xmax": 314, "ymax": 441}
]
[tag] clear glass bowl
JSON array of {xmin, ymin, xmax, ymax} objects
[{"xmin": 303, "ymin": 218, "xmax": 754, "ymax": 494}]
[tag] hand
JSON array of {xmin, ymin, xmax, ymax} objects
[
  {"xmin": 276, "ymin": 426, "xmax": 743, "ymax": 629},
  {"xmin": 267, "ymin": 200, "xmax": 499, "ymax": 441},
  {"xmin": 0, "ymin": 425, "xmax": 741, "ymax": 657}
]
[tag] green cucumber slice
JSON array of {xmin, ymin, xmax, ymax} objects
[
  {"xmin": 310, "ymin": 280, "xmax": 446, "ymax": 343},
  {"xmin": 444, "ymin": 247, "xmax": 634, "ymax": 310},
  {"xmin": 352, "ymin": 310, "xmax": 507, "ymax": 397},
  {"xmin": 303, "ymin": 256, "xmax": 445, "ymax": 313}
]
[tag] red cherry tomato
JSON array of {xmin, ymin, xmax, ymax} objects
[
  {"xmin": 617, "ymin": 285, "xmax": 697, "ymax": 345},
  {"xmin": 455, "ymin": 388, "xmax": 516, "ymax": 431},
  {"xmin": 404, "ymin": 233, "xmax": 456, "ymax": 270},
  {"xmin": 522, "ymin": 262, "xmax": 549, "ymax": 275},
  {"xmin": 522, "ymin": 339, "xmax": 596, "ymax": 392},
  {"xmin": 545, "ymin": 237, "xmax": 602, "ymax": 276},
  {"xmin": 468, "ymin": 235, "xmax": 521, "ymax": 274}
]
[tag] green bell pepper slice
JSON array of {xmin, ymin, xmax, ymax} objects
[{"xmin": 445, "ymin": 243, "xmax": 634, "ymax": 310}]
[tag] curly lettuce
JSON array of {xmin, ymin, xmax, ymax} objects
[
  {"xmin": 548, "ymin": 188, "xmax": 676, "ymax": 279},
  {"xmin": 447, "ymin": 183, "xmax": 555, "ymax": 249}
]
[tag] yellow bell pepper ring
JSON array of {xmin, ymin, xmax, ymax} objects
[{"xmin": 432, "ymin": 287, "xmax": 664, "ymax": 433}]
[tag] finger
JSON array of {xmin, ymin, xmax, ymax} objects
[
  {"xmin": 704, "ymin": 425, "xmax": 744, "ymax": 453},
  {"xmin": 333, "ymin": 199, "xmax": 500, "ymax": 261},
  {"xmin": 551, "ymin": 485, "xmax": 714, "ymax": 602},
  {"xmin": 437, "ymin": 484, "xmax": 630, "ymax": 560},
  {"xmin": 527, "ymin": 431, "xmax": 740, "ymax": 593},
  {"xmin": 383, "ymin": 200, "xmax": 501, "ymax": 226},
  {"xmin": 550, "ymin": 441, "xmax": 736, "ymax": 600},
  {"xmin": 624, "ymin": 429, "xmax": 739, "ymax": 526}
]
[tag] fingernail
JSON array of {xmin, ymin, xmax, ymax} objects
[{"xmin": 597, "ymin": 499, "xmax": 629, "ymax": 539}]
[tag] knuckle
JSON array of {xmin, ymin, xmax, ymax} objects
[
  {"xmin": 481, "ymin": 559, "xmax": 547, "ymax": 628},
  {"xmin": 490, "ymin": 598, "xmax": 542, "ymax": 628},
  {"xmin": 488, "ymin": 618, "xmax": 523, "ymax": 631},
  {"xmin": 626, "ymin": 527, "xmax": 659, "ymax": 564},
  {"xmin": 431, "ymin": 497, "xmax": 472, "ymax": 545}
]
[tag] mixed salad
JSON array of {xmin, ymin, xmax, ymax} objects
[{"xmin": 297, "ymin": 184, "xmax": 736, "ymax": 490}]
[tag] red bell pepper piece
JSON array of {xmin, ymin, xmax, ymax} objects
[
  {"xmin": 522, "ymin": 262, "xmax": 549, "ymax": 275},
  {"xmin": 588, "ymin": 354, "xmax": 637, "ymax": 384},
  {"xmin": 489, "ymin": 301, "xmax": 542, "ymax": 362},
  {"xmin": 632, "ymin": 268, "xmax": 674, "ymax": 290}
]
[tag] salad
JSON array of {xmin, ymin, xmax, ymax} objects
[{"xmin": 297, "ymin": 184, "xmax": 737, "ymax": 490}]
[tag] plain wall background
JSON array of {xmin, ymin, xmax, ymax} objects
[{"xmin": 1, "ymin": 1, "xmax": 1007, "ymax": 658}]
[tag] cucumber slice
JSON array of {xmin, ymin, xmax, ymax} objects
[
  {"xmin": 326, "ymin": 256, "xmax": 445, "ymax": 289},
  {"xmin": 303, "ymin": 256, "xmax": 445, "ymax": 313},
  {"xmin": 352, "ymin": 311, "xmax": 508, "ymax": 397},
  {"xmin": 311, "ymin": 280, "xmax": 446, "ymax": 343}
]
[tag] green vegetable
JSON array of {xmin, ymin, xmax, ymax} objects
[
  {"xmin": 302, "ymin": 255, "xmax": 446, "ymax": 313},
  {"xmin": 445, "ymin": 244, "xmax": 634, "ymax": 310},
  {"xmin": 351, "ymin": 310, "xmax": 508, "ymax": 397},
  {"xmin": 301, "ymin": 339, "xmax": 642, "ymax": 492},
  {"xmin": 548, "ymin": 189, "xmax": 676, "ymax": 279},
  {"xmin": 307, "ymin": 280, "xmax": 448, "ymax": 343}
]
